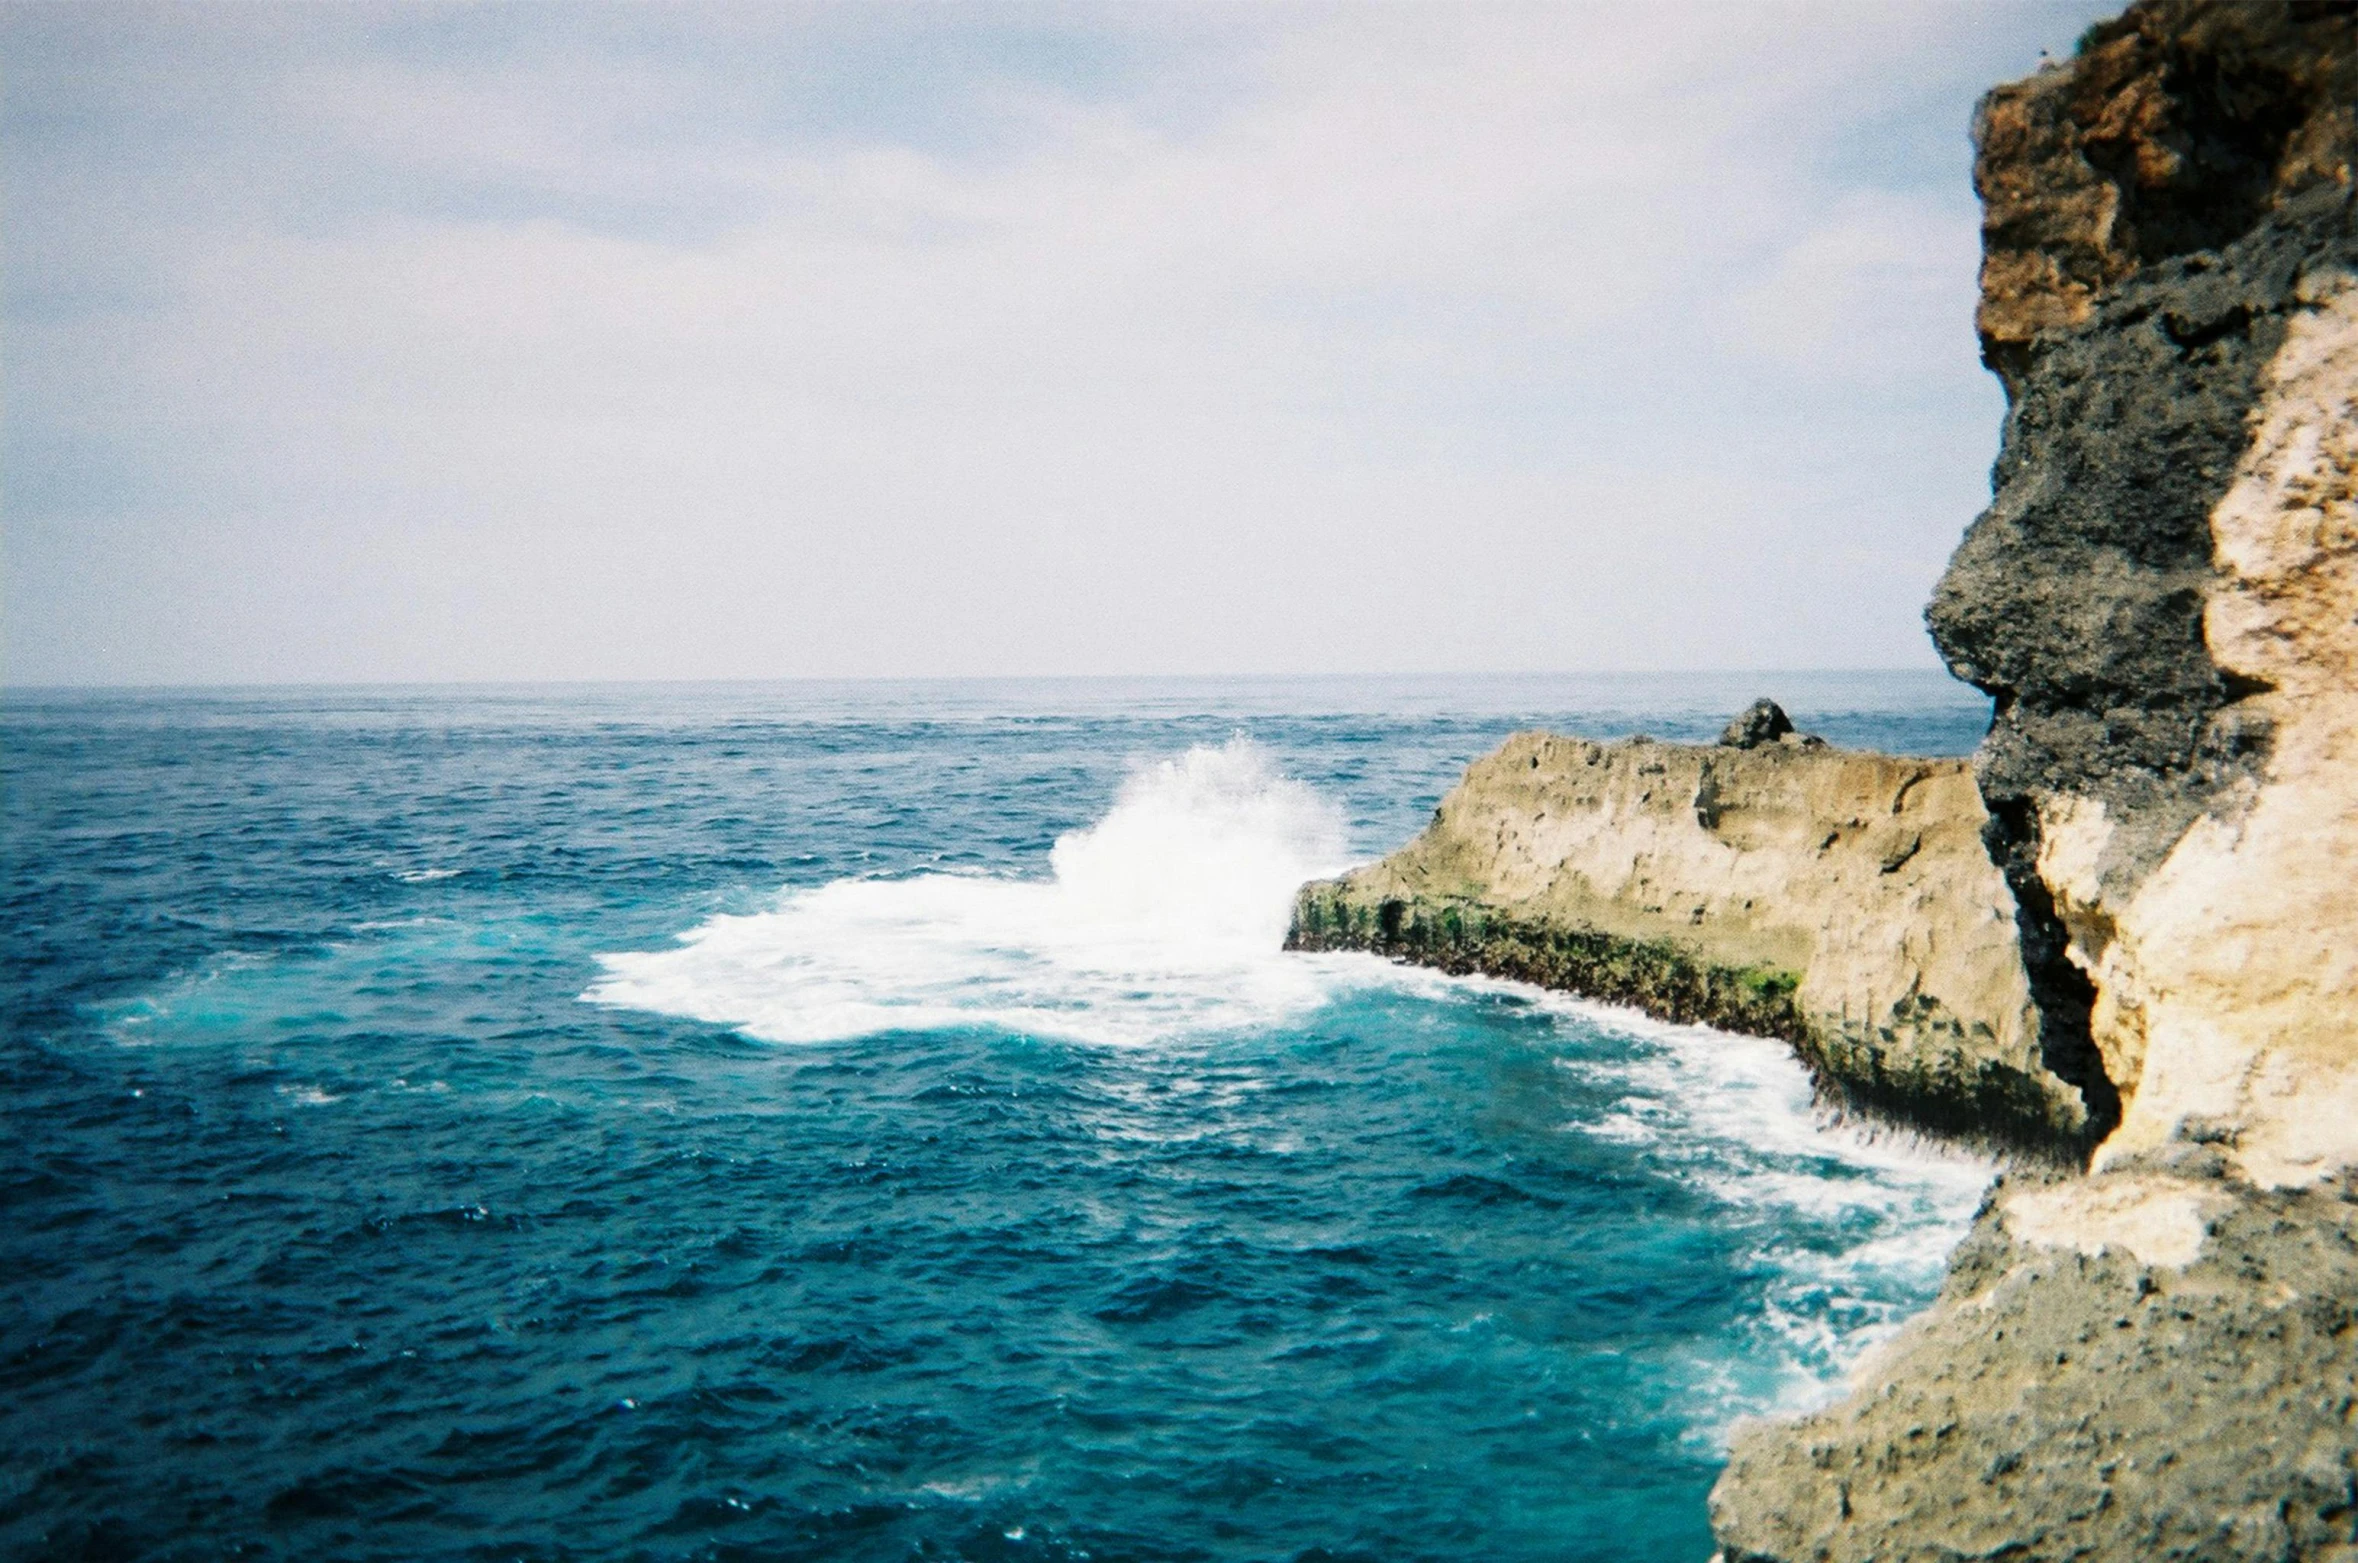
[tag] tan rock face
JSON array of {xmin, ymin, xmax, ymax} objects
[
  {"xmin": 2061, "ymin": 271, "xmax": 2358, "ymax": 1187},
  {"xmin": 1289, "ymin": 732, "xmax": 2097, "ymax": 1149}
]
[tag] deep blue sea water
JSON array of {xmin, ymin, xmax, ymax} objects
[{"xmin": 2, "ymin": 673, "xmax": 1997, "ymax": 1563}]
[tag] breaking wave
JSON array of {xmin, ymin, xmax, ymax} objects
[{"xmin": 586, "ymin": 739, "xmax": 1354, "ymax": 1045}]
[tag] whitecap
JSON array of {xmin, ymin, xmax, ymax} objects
[
  {"xmin": 586, "ymin": 739, "xmax": 1361, "ymax": 1047},
  {"xmin": 1554, "ymin": 1014, "xmax": 1992, "ymax": 1444}
]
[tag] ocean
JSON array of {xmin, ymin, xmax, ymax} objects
[{"xmin": 2, "ymin": 672, "xmax": 1997, "ymax": 1563}]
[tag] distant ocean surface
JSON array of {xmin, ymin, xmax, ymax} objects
[{"xmin": 3, "ymin": 673, "xmax": 1997, "ymax": 1563}]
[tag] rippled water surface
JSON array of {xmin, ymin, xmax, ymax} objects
[{"xmin": 3, "ymin": 673, "xmax": 1996, "ymax": 1562}]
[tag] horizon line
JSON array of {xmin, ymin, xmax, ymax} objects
[{"xmin": 1, "ymin": 665, "xmax": 1980, "ymax": 697}]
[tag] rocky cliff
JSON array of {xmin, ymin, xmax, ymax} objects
[
  {"xmin": 1713, "ymin": 2, "xmax": 2358, "ymax": 1557},
  {"xmin": 1287, "ymin": 722, "xmax": 2102, "ymax": 1154},
  {"xmin": 1927, "ymin": 0, "xmax": 2358, "ymax": 1186}
]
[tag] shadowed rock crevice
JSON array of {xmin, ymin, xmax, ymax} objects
[
  {"xmin": 1981, "ymin": 797, "xmax": 2116, "ymax": 1144},
  {"xmin": 2074, "ymin": 29, "xmax": 2309, "ymax": 266}
]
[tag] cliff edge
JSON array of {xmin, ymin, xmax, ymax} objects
[{"xmin": 1714, "ymin": 2, "xmax": 2358, "ymax": 1557}]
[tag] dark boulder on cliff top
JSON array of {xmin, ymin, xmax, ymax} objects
[{"xmin": 1717, "ymin": 699, "xmax": 1794, "ymax": 749}]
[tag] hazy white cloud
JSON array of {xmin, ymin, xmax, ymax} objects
[{"xmin": 3, "ymin": 0, "xmax": 2114, "ymax": 685}]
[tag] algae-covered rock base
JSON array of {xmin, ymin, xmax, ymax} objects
[
  {"xmin": 1286, "ymin": 726, "xmax": 2103, "ymax": 1155},
  {"xmin": 1290, "ymin": 882, "xmax": 1809, "ymax": 1042}
]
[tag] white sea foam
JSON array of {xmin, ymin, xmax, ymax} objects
[
  {"xmin": 585, "ymin": 739, "xmax": 1356, "ymax": 1046},
  {"xmin": 1536, "ymin": 1003, "xmax": 1993, "ymax": 1442}
]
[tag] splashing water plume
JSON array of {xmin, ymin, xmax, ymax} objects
[{"xmin": 587, "ymin": 739, "xmax": 1351, "ymax": 1046}]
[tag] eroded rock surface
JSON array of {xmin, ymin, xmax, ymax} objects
[
  {"xmin": 1972, "ymin": 0, "xmax": 2355, "ymax": 378},
  {"xmin": 1286, "ymin": 730, "xmax": 2098, "ymax": 1152},
  {"xmin": 1927, "ymin": 1, "xmax": 2357, "ymax": 1155},
  {"xmin": 1714, "ymin": 1166, "xmax": 2358, "ymax": 1563},
  {"xmin": 1714, "ymin": 2, "xmax": 2358, "ymax": 1555},
  {"xmin": 1929, "ymin": 0, "xmax": 2357, "ymax": 1188}
]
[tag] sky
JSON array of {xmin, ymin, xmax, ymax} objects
[{"xmin": 3, "ymin": 0, "xmax": 2119, "ymax": 687}]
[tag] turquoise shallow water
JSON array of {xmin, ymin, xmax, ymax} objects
[{"xmin": 2, "ymin": 673, "xmax": 1995, "ymax": 1562}]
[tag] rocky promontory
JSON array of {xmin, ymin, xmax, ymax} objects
[{"xmin": 1286, "ymin": 721, "xmax": 2105, "ymax": 1154}]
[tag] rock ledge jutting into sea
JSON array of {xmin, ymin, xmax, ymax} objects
[{"xmin": 1284, "ymin": 723, "xmax": 2107, "ymax": 1156}]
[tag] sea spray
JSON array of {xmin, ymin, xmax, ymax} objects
[
  {"xmin": 1530, "ymin": 995, "xmax": 1995, "ymax": 1440},
  {"xmin": 586, "ymin": 738, "xmax": 1354, "ymax": 1046}
]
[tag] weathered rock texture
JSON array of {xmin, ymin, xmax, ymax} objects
[
  {"xmin": 1286, "ymin": 730, "xmax": 2101, "ymax": 1152},
  {"xmin": 1715, "ymin": 3, "xmax": 2358, "ymax": 1557},
  {"xmin": 1931, "ymin": 0, "xmax": 2358, "ymax": 1192},
  {"xmin": 1713, "ymin": 1163, "xmax": 2358, "ymax": 1562},
  {"xmin": 1971, "ymin": 0, "xmax": 2356, "ymax": 380}
]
